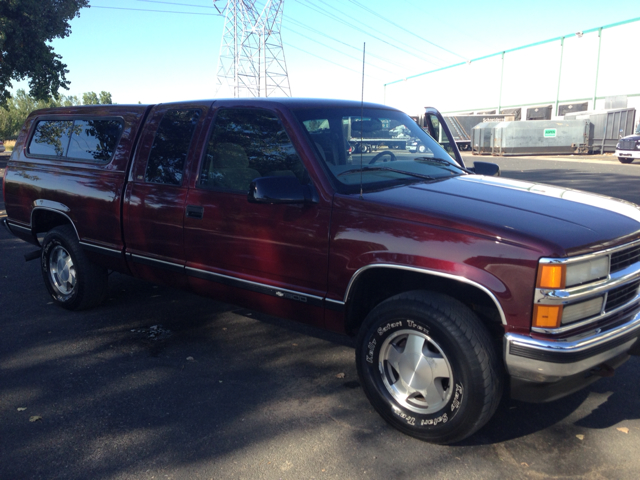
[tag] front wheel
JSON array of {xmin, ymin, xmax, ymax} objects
[
  {"xmin": 356, "ymin": 291, "xmax": 502, "ymax": 444},
  {"xmin": 618, "ymin": 157, "xmax": 634, "ymax": 164},
  {"xmin": 41, "ymin": 225, "xmax": 108, "ymax": 310}
]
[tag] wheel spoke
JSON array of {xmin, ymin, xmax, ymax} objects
[
  {"xmin": 386, "ymin": 344, "xmax": 404, "ymax": 372},
  {"xmin": 429, "ymin": 356, "xmax": 451, "ymax": 380},
  {"xmin": 391, "ymin": 377, "xmax": 413, "ymax": 402},
  {"xmin": 423, "ymin": 383, "xmax": 446, "ymax": 407},
  {"xmin": 404, "ymin": 334, "xmax": 425, "ymax": 357}
]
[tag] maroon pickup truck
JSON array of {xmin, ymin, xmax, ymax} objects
[{"xmin": 3, "ymin": 98, "xmax": 640, "ymax": 444}]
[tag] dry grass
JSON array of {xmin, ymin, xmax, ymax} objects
[{"xmin": 3, "ymin": 139, "xmax": 16, "ymax": 152}]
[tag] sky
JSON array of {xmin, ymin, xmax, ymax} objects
[{"xmin": 9, "ymin": 0, "xmax": 640, "ymax": 106}]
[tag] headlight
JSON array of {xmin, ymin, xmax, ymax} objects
[
  {"xmin": 565, "ymin": 257, "xmax": 609, "ymax": 287},
  {"xmin": 637, "ymin": 141, "xmax": 640, "ymax": 150},
  {"xmin": 616, "ymin": 142, "xmax": 621, "ymax": 149},
  {"xmin": 537, "ymin": 256, "xmax": 608, "ymax": 289},
  {"xmin": 534, "ymin": 256, "xmax": 610, "ymax": 328}
]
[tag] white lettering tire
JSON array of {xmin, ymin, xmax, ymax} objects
[
  {"xmin": 356, "ymin": 290, "xmax": 502, "ymax": 444},
  {"xmin": 41, "ymin": 225, "xmax": 108, "ymax": 310}
]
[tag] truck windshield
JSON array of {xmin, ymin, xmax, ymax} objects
[{"xmin": 293, "ymin": 107, "xmax": 467, "ymax": 193}]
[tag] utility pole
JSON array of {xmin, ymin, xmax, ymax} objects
[{"xmin": 214, "ymin": 0, "xmax": 291, "ymax": 98}]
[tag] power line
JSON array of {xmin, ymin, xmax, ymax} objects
[
  {"xmin": 285, "ymin": 16, "xmax": 407, "ymax": 71},
  {"xmin": 285, "ymin": 25, "xmax": 396, "ymax": 75},
  {"xmin": 345, "ymin": 0, "xmax": 468, "ymax": 61},
  {"xmin": 136, "ymin": 0, "xmax": 216, "ymax": 8},
  {"xmin": 294, "ymin": 0, "xmax": 445, "ymax": 66},
  {"xmin": 91, "ymin": 5, "xmax": 221, "ymax": 15},
  {"xmin": 284, "ymin": 42, "xmax": 383, "ymax": 81}
]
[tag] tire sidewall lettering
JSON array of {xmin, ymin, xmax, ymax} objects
[
  {"xmin": 42, "ymin": 234, "xmax": 76, "ymax": 303},
  {"xmin": 363, "ymin": 318, "xmax": 466, "ymax": 430}
]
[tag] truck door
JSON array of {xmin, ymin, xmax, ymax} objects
[
  {"xmin": 182, "ymin": 105, "xmax": 330, "ymax": 327},
  {"xmin": 424, "ymin": 107, "xmax": 465, "ymax": 168},
  {"xmin": 123, "ymin": 101, "xmax": 211, "ymax": 287}
]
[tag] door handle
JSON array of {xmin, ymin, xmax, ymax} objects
[{"xmin": 186, "ymin": 205, "xmax": 204, "ymax": 219}]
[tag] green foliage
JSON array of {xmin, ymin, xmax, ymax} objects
[
  {"xmin": 82, "ymin": 91, "xmax": 98, "ymax": 105},
  {"xmin": 0, "ymin": 89, "xmax": 113, "ymax": 140},
  {"xmin": 99, "ymin": 91, "xmax": 112, "ymax": 105},
  {"xmin": 82, "ymin": 91, "xmax": 112, "ymax": 105},
  {"xmin": 0, "ymin": 0, "xmax": 90, "ymax": 108}
]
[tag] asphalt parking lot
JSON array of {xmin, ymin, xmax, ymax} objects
[{"xmin": 1, "ymin": 152, "xmax": 640, "ymax": 479}]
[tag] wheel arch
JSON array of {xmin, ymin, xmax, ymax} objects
[
  {"xmin": 31, "ymin": 206, "xmax": 78, "ymax": 244},
  {"xmin": 344, "ymin": 264, "xmax": 506, "ymax": 336}
]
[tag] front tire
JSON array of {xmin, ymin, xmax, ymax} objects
[
  {"xmin": 41, "ymin": 225, "xmax": 108, "ymax": 310},
  {"xmin": 618, "ymin": 157, "xmax": 634, "ymax": 164},
  {"xmin": 356, "ymin": 291, "xmax": 502, "ymax": 444}
]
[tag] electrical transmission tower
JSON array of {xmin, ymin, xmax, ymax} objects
[{"xmin": 214, "ymin": 0, "xmax": 292, "ymax": 98}]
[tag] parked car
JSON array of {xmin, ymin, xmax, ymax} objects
[
  {"xmin": 615, "ymin": 122, "xmax": 640, "ymax": 163},
  {"xmin": 3, "ymin": 98, "xmax": 640, "ymax": 444},
  {"xmin": 0, "ymin": 140, "xmax": 5, "ymax": 153}
]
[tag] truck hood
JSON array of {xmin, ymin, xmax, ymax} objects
[
  {"xmin": 619, "ymin": 134, "xmax": 640, "ymax": 142},
  {"xmin": 362, "ymin": 175, "xmax": 640, "ymax": 256}
]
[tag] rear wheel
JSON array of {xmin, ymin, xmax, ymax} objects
[
  {"xmin": 41, "ymin": 225, "xmax": 108, "ymax": 310},
  {"xmin": 356, "ymin": 291, "xmax": 502, "ymax": 444},
  {"xmin": 618, "ymin": 157, "xmax": 634, "ymax": 164}
]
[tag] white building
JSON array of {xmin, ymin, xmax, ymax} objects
[{"xmin": 384, "ymin": 16, "xmax": 640, "ymax": 124}]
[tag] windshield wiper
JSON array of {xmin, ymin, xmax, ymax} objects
[
  {"xmin": 337, "ymin": 166, "xmax": 435, "ymax": 181},
  {"xmin": 414, "ymin": 157, "xmax": 473, "ymax": 174}
]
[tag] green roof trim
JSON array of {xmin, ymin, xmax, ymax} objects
[{"xmin": 385, "ymin": 16, "xmax": 640, "ymax": 87}]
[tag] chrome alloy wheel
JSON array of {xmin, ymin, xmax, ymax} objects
[
  {"xmin": 48, "ymin": 245, "xmax": 77, "ymax": 295},
  {"xmin": 379, "ymin": 329, "xmax": 453, "ymax": 414}
]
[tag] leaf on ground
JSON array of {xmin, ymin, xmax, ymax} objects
[
  {"xmin": 521, "ymin": 463, "xmax": 529, "ymax": 467},
  {"xmin": 17, "ymin": 407, "xmax": 27, "ymax": 412},
  {"xmin": 576, "ymin": 434, "xmax": 584, "ymax": 440},
  {"xmin": 336, "ymin": 373, "xmax": 346, "ymax": 379},
  {"xmin": 617, "ymin": 427, "xmax": 630, "ymax": 434},
  {"xmin": 29, "ymin": 416, "xmax": 42, "ymax": 422}
]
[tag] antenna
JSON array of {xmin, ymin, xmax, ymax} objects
[{"xmin": 360, "ymin": 42, "xmax": 365, "ymax": 199}]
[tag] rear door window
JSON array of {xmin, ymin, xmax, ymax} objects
[{"xmin": 144, "ymin": 109, "xmax": 202, "ymax": 185}]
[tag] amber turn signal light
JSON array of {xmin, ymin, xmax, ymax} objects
[
  {"xmin": 533, "ymin": 305, "xmax": 563, "ymax": 328},
  {"xmin": 537, "ymin": 264, "xmax": 565, "ymax": 289}
]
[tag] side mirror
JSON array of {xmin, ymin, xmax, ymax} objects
[
  {"xmin": 248, "ymin": 176, "xmax": 318, "ymax": 204},
  {"xmin": 471, "ymin": 161, "xmax": 500, "ymax": 177}
]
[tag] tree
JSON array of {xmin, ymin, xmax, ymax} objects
[
  {"xmin": 0, "ymin": 89, "xmax": 112, "ymax": 140},
  {"xmin": 99, "ymin": 91, "xmax": 112, "ymax": 105},
  {"xmin": 82, "ymin": 91, "xmax": 113, "ymax": 105},
  {"xmin": 82, "ymin": 91, "xmax": 99, "ymax": 105},
  {"xmin": 0, "ymin": 0, "xmax": 89, "ymax": 108}
]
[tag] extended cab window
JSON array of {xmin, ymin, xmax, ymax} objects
[
  {"xmin": 199, "ymin": 108, "xmax": 308, "ymax": 192},
  {"xmin": 28, "ymin": 119, "xmax": 123, "ymax": 161},
  {"xmin": 144, "ymin": 109, "xmax": 201, "ymax": 185}
]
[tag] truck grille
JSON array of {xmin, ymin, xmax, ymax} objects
[
  {"xmin": 618, "ymin": 139, "xmax": 636, "ymax": 150},
  {"xmin": 605, "ymin": 280, "xmax": 640, "ymax": 312},
  {"xmin": 610, "ymin": 245, "xmax": 640, "ymax": 273}
]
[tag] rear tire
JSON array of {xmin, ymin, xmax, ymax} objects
[
  {"xmin": 355, "ymin": 291, "xmax": 502, "ymax": 444},
  {"xmin": 41, "ymin": 225, "xmax": 108, "ymax": 310}
]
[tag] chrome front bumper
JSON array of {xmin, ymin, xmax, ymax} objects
[
  {"xmin": 615, "ymin": 149, "xmax": 640, "ymax": 159},
  {"xmin": 504, "ymin": 307, "xmax": 640, "ymax": 383}
]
